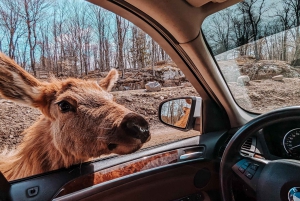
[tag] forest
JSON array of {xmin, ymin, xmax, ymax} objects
[
  {"xmin": 202, "ymin": 0, "xmax": 300, "ymax": 66},
  {"xmin": 1, "ymin": 0, "xmax": 299, "ymax": 79},
  {"xmin": 0, "ymin": 0, "xmax": 170, "ymax": 77}
]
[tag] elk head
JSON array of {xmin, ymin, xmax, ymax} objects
[{"xmin": 0, "ymin": 53, "xmax": 150, "ymax": 161}]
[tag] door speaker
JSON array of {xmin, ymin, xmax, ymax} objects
[{"xmin": 194, "ymin": 168, "xmax": 211, "ymax": 188}]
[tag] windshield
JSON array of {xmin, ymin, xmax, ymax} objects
[{"xmin": 202, "ymin": 0, "xmax": 300, "ymax": 113}]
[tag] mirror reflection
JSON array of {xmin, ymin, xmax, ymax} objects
[{"xmin": 160, "ymin": 98, "xmax": 192, "ymax": 128}]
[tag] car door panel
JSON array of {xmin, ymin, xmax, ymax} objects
[
  {"xmin": 52, "ymin": 130, "xmax": 231, "ymax": 201},
  {"xmin": 55, "ymin": 149, "xmax": 179, "ymax": 197},
  {"xmin": 54, "ymin": 160, "xmax": 220, "ymax": 201},
  {"xmin": 7, "ymin": 136, "xmax": 199, "ymax": 200}
]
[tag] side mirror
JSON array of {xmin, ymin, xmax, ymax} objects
[{"xmin": 158, "ymin": 97, "xmax": 202, "ymax": 131}]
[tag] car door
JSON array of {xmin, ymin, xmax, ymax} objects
[{"xmin": 0, "ymin": 0, "xmax": 237, "ymax": 201}]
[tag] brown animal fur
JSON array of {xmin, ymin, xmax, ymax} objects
[
  {"xmin": 174, "ymin": 107, "xmax": 190, "ymax": 128},
  {"xmin": 0, "ymin": 52, "xmax": 150, "ymax": 181},
  {"xmin": 174, "ymin": 99, "xmax": 192, "ymax": 128}
]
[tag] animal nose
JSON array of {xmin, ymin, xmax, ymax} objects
[{"xmin": 121, "ymin": 113, "xmax": 150, "ymax": 143}]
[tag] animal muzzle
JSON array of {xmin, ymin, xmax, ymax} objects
[{"xmin": 120, "ymin": 113, "xmax": 150, "ymax": 143}]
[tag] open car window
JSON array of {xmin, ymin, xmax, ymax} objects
[
  {"xmin": 0, "ymin": 0, "xmax": 199, "ymax": 181},
  {"xmin": 202, "ymin": 0, "xmax": 300, "ymax": 113}
]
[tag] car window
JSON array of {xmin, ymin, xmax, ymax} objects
[
  {"xmin": 202, "ymin": 0, "xmax": 300, "ymax": 113},
  {"xmin": 0, "ymin": 0, "xmax": 199, "ymax": 181}
]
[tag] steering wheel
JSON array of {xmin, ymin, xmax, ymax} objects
[{"xmin": 220, "ymin": 106, "xmax": 300, "ymax": 201}]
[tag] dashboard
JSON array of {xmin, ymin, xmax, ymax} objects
[
  {"xmin": 240, "ymin": 120, "xmax": 300, "ymax": 161},
  {"xmin": 263, "ymin": 120, "xmax": 300, "ymax": 160}
]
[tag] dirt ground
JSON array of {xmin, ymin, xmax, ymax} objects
[
  {"xmin": 228, "ymin": 78, "xmax": 300, "ymax": 113},
  {"xmin": 0, "ymin": 86, "xmax": 199, "ymax": 152}
]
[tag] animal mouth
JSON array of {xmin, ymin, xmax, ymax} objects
[{"xmin": 108, "ymin": 143, "xmax": 118, "ymax": 150}]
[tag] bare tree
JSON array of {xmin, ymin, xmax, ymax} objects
[
  {"xmin": 0, "ymin": 0, "xmax": 23, "ymax": 59},
  {"xmin": 51, "ymin": 1, "xmax": 67, "ymax": 76},
  {"xmin": 272, "ymin": 3, "xmax": 292, "ymax": 61},
  {"xmin": 89, "ymin": 5, "xmax": 107, "ymax": 71},
  {"xmin": 286, "ymin": 0, "xmax": 300, "ymax": 65},
  {"xmin": 205, "ymin": 9, "xmax": 233, "ymax": 55},
  {"xmin": 230, "ymin": 9, "xmax": 252, "ymax": 56},
  {"xmin": 238, "ymin": 0, "xmax": 266, "ymax": 60},
  {"xmin": 0, "ymin": 0, "xmax": 172, "ymax": 78},
  {"xmin": 115, "ymin": 15, "xmax": 129, "ymax": 77},
  {"xmin": 21, "ymin": 0, "xmax": 51, "ymax": 75}
]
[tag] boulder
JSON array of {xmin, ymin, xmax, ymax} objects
[
  {"xmin": 163, "ymin": 80, "xmax": 177, "ymax": 87},
  {"xmin": 249, "ymin": 92, "xmax": 261, "ymax": 100},
  {"xmin": 181, "ymin": 82, "xmax": 192, "ymax": 87},
  {"xmin": 155, "ymin": 60, "xmax": 167, "ymax": 66},
  {"xmin": 145, "ymin": 81, "xmax": 162, "ymax": 92},
  {"xmin": 237, "ymin": 75, "xmax": 250, "ymax": 85},
  {"xmin": 122, "ymin": 86, "xmax": 131, "ymax": 90},
  {"xmin": 124, "ymin": 97, "xmax": 133, "ymax": 102},
  {"xmin": 272, "ymin": 75, "xmax": 283, "ymax": 81}
]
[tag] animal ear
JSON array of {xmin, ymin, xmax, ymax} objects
[
  {"xmin": 98, "ymin": 68, "xmax": 119, "ymax": 92},
  {"xmin": 183, "ymin": 107, "xmax": 189, "ymax": 113},
  {"xmin": 186, "ymin": 99, "xmax": 192, "ymax": 105},
  {"xmin": 0, "ymin": 52, "xmax": 43, "ymax": 106}
]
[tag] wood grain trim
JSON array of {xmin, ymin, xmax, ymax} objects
[{"xmin": 56, "ymin": 150, "xmax": 178, "ymax": 197}]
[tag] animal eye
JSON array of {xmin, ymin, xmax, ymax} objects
[{"xmin": 58, "ymin": 101, "xmax": 74, "ymax": 113}]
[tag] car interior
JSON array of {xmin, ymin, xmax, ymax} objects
[{"xmin": 1, "ymin": 0, "xmax": 300, "ymax": 201}]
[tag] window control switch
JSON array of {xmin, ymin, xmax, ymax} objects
[
  {"xmin": 245, "ymin": 171, "xmax": 253, "ymax": 179},
  {"xmin": 243, "ymin": 161, "xmax": 251, "ymax": 167},
  {"xmin": 238, "ymin": 166, "xmax": 245, "ymax": 173},
  {"xmin": 250, "ymin": 164, "xmax": 259, "ymax": 171}
]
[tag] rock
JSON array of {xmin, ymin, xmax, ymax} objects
[
  {"xmin": 141, "ymin": 93, "xmax": 150, "ymax": 97},
  {"xmin": 249, "ymin": 92, "xmax": 261, "ymax": 100},
  {"xmin": 145, "ymin": 81, "xmax": 162, "ymax": 92},
  {"xmin": 123, "ymin": 86, "xmax": 131, "ymax": 90},
  {"xmin": 272, "ymin": 75, "xmax": 283, "ymax": 81},
  {"xmin": 160, "ymin": 96, "xmax": 164, "ymax": 100},
  {"xmin": 154, "ymin": 95, "xmax": 160, "ymax": 99},
  {"xmin": 276, "ymin": 96, "xmax": 285, "ymax": 102},
  {"xmin": 163, "ymin": 80, "xmax": 177, "ymax": 87},
  {"xmin": 155, "ymin": 60, "xmax": 167, "ymax": 66},
  {"xmin": 125, "ymin": 97, "xmax": 133, "ymax": 102},
  {"xmin": 181, "ymin": 82, "xmax": 192, "ymax": 87},
  {"xmin": 237, "ymin": 75, "xmax": 250, "ymax": 85}
]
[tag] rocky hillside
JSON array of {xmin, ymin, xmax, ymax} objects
[
  {"xmin": 74, "ymin": 62, "xmax": 186, "ymax": 91},
  {"xmin": 219, "ymin": 57, "xmax": 300, "ymax": 113},
  {"xmin": 219, "ymin": 57, "xmax": 300, "ymax": 83}
]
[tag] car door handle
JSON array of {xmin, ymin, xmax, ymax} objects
[{"xmin": 179, "ymin": 152, "xmax": 203, "ymax": 160}]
